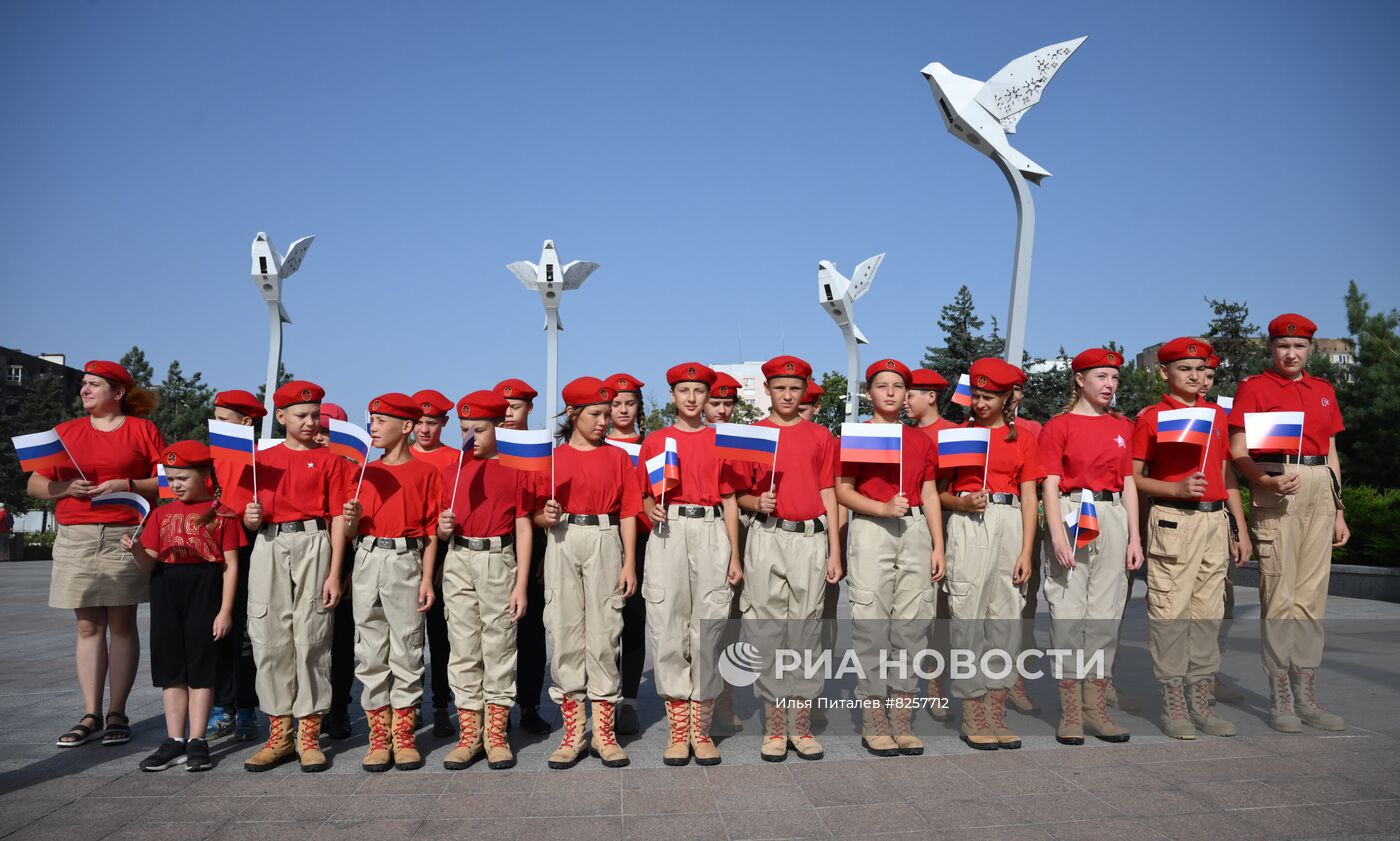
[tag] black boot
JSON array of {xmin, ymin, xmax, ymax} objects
[
  {"xmin": 326, "ymin": 707, "xmax": 352, "ymax": 740},
  {"xmin": 519, "ymin": 705, "xmax": 551, "ymax": 735}
]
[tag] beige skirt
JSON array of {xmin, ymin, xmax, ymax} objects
[{"xmin": 48, "ymin": 523, "xmax": 149, "ymax": 609}]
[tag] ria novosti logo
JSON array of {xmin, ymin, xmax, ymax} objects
[
  {"xmin": 717, "ymin": 642, "xmax": 763, "ymax": 687},
  {"xmin": 717, "ymin": 646, "xmax": 1107, "ymax": 687}
]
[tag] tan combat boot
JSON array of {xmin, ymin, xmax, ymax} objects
[
  {"xmin": 713, "ymin": 686, "xmax": 743, "ymax": 730},
  {"xmin": 987, "ymin": 688, "xmax": 1022, "ymax": 749},
  {"xmin": 1187, "ymin": 678, "xmax": 1236, "ymax": 737},
  {"xmin": 547, "ymin": 697, "xmax": 587, "ymax": 769},
  {"xmin": 441, "ymin": 707, "xmax": 482, "ymax": 770},
  {"xmin": 1006, "ymin": 675, "xmax": 1039, "ymax": 715},
  {"xmin": 690, "ymin": 699, "xmax": 721, "ymax": 766},
  {"xmin": 927, "ymin": 678, "xmax": 951, "ymax": 721},
  {"xmin": 1081, "ymin": 678, "xmax": 1130, "ymax": 743},
  {"xmin": 1055, "ymin": 680, "xmax": 1084, "ymax": 745},
  {"xmin": 363, "ymin": 706, "xmax": 394, "ymax": 771},
  {"xmin": 243, "ymin": 713, "xmax": 294, "ymax": 772},
  {"xmin": 484, "ymin": 704, "xmax": 516, "ymax": 769},
  {"xmin": 1290, "ymin": 669, "xmax": 1345, "ymax": 731},
  {"xmin": 1212, "ymin": 674, "xmax": 1244, "ymax": 704},
  {"xmin": 1267, "ymin": 671, "xmax": 1302, "ymax": 732},
  {"xmin": 888, "ymin": 693, "xmax": 923, "ymax": 755},
  {"xmin": 760, "ymin": 702, "xmax": 788, "ymax": 762},
  {"xmin": 860, "ymin": 702, "xmax": 898, "ymax": 757},
  {"xmin": 390, "ymin": 707, "xmax": 423, "ymax": 770},
  {"xmin": 663, "ymin": 699, "xmax": 692, "ymax": 766},
  {"xmin": 296, "ymin": 713, "xmax": 329, "ymax": 772},
  {"xmin": 590, "ymin": 700, "xmax": 629, "ymax": 767},
  {"xmin": 787, "ymin": 703, "xmax": 823, "ymax": 760},
  {"xmin": 1159, "ymin": 678, "xmax": 1196, "ymax": 740},
  {"xmin": 959, "ymin": 695, "xmax": 998, "ymax": 750},
  {"xmin": 1103, "ymin": 681, "xmax": 1141, "ymax": 711}
]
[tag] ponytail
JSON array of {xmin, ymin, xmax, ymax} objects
[
  {"xmin": 1000, "ymin": 395, "xmax": 1019, "ymax": 442},
  {"xmin": 117, "ymin": 383, "xmax": 159, "ymax": 418},
  {"xmin": 194, "ymin": 467, "xmax": 221, "ymax": 528}
]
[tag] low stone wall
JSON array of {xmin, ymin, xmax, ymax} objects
[{"xmin": 1234, "ymin": 561, "xmax": 1400, "ymax": 603}]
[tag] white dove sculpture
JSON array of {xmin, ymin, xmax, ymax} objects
[
  {"xmin": 250, "ymin": 231, "xmax": 314, "ymax": 435},
  {"xmin": 507, "ymin": 240, "xmax": 599, "ymax": 332},
  {"xmin": 921, "ymin": 36, "xmax": 1086, "ymax": 184},
  {"xmin": 818, "ymin": 254, "xmax": 884, "ymax": 422}
]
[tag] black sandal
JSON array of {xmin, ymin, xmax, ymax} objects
[
  {"xmin": 56, "ymin": 713, "xmax": 103, "ymax": 748},
  {"xmin": 103, "ymin": 711, "xmax": 131, "ymax": 746}
]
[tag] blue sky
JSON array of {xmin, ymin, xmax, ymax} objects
[{"xmin": 3, "ymin": 0, "xmax": 1397, "ymax": 441}]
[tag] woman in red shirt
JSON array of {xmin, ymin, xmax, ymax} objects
[
  {"xmin": 536, "ymin": 377, "xmax": 641, "ymax": 769},
  {"xmin": 604, "ymin": 372, "xmax": 647, "ymax": 736},
  {"xmin": 938, "ymin": 358, "xmax": 1042, "ymax": 751},
  {"xmin": 28, "ymin": 360, "xmax": 165, "ymax": 749},
  {"xmin": 1040, "ymin": 348, "xmax": 1144, "ymax": 746}
]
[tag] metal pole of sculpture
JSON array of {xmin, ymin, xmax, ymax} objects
[
  {"xmin": 251, "ymin": 231, "xmax": 315, "ymax": 437},
  {"xmin": 818, "ymin": 255, "xmax": 884, "ymax": 423},
  {"xmin": 921, "ymin": 36, "xmax": 1086, "ymax": 364},
  {"xmin": 507, "ymin": 240, "xmax": 599, "ymax": 435}
]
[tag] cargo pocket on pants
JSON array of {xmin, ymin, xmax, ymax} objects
[
  {"xmin": 943, "ymin": 580, "xmax": 972, "ymax": 616},
  {"xmin": 847, "ymin": 584, "xmax": 876, "ymax": 619},
  {"xmin": 1253, "ymin": 527, "xmax": 1279, "ymax": 575},
  {"xmin": 642, "ymin": 584, "xmax": 666, "ymax": 606},
  {"xmin": 1146, "ymin": 587, "xmax": 1174, "ymax": 616}
]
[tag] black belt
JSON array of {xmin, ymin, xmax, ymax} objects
[
  {"xmin": 753, "ymin": 513, "xmax": 825, "ymax": 533},
  {"xmin": 987, "ymin": 494, "xmax": 1017, "ymax": 506},
  {"xmin": 1154, "ymin": 499, "xmax": 1225, "ymax": 513},
  {"xmin": 266, "ymin": 517, "xmax": 326, "ymax": 534},
  {"xmin": 858, "ymin": 505, "xmax": 925, "ymax": 519},
  {"xmin": 453, "ymin": 534, "xmax": 514, "ymax": 551},
  {"xmin": 1063, "ymin": 490, "xmax": 1119, "ymax": 502},
  {"xmin": 359, "ymin": 535, "xmax": 423, "ymax": 552},
  {"xmin": 1255, "ymin": 454, "xmax": 1327, "ymax": 467},
  {"xmin": 669, "ymin": 504, "xmax": 722, "ymax": 519},
  {"xmin": 563, "ymin": 514, "xmax": 618, "ymax": 527}
]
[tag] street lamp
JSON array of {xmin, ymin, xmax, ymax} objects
[
  {"xmin": 507, "ymin": 240, "xmax": 599, "ymax": 432},
  {"xmin": 250, "ymin": 231, "xmax": 314, "ymax": 437},
  {"xmin": 818, "ymin": 254, "xmax": 884, "ymax": 422},
  {"xmin": 921, "ymin": 36, "xmax": 1087, "ymax": 365}
]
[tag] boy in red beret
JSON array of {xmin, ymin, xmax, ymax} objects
[
  {"xmin": 241, "ymin": 381, "xmax": 353, "ymax": 772},
  {"xmin": 797, "ymin": 378, "xmax": 824, "ymax": 423},
  {"xmin": 409, "ymin": 389, "xmax": 460, "ymax": 737},
  {"xmin": 341, "ymin": 393, "xmax": 443, "ymax": 771},
  {"xmin": 705, "ymin": 372, "xmax": 746, "ymax": 424}
]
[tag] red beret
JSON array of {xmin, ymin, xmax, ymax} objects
[
  {"xmin": 908, "ymin": 368, "xmax": 949, "ymax": 391},
  {"xmin": 457, "ymin": 390, "xmax": 509, "ymax": 420},
  {"xmin": 214, "ymin": 389, "xmax": 267, "ymax": 420},
  {"xmin": 493, "ymin": 378, "xmax": 538, "ymax": 401},
  {"xmin": 318, "ymin": 402, "xmax": 347, "ymax": 430},
  {"xmin": 1071, "ymin": 348, "xmax": 1123, "ymax": 372},
  {"xmin": 865, "ymin": 358, "xmax": 911, "ymax": 386},
  {"xmin": 562, "ymin": 377, "xmax": 615, "ymax": 407},
  {"xmin": 666, "ymin": 362, "xmax": 716, "ymax": 387},
  {"xmin": 411, "ymin": 389, "xmax": 453, "ymax": 418},
  {"xmin": 603, "ymin": 373, "xmax": 645, "ymax": 393},
  {"xmin": 162, "ymin": 440, "xmax": 212, "ymax": 469},
  {"xmin": 1157, "ymin": 337, "xmax": 1214, "ymax": 364},
  {"xmin": 1205, "ymin": 354, "xmax": 1220, "ymax": 369},
  {"xmin": 368, "ymin": 392, "xmax": 420, "ymax": 420},
  {"xmin": 273, "ymin": 380, "xmax": 325, "ymax": 408},
  {"xmin": 83, "ymin": 360, "xmax": 133, "ymax": 388},
  {"xmin": 1268, "ymin": 313, "xmax": 1317, "ymax": 339},
  {"xmin": 711, "ymin": 372, "xmax": 743, "ymax": 399},
  {"xmin": 968, "ymin": 358, "xmax": 1023, "ymax": 392},
  {"xmin": 801, "ymin": 379, "xmax": 825, "ymax": 405},
  {"xmin": 762, "ymin": 355, "xmax": 812, "ymax": 381}
]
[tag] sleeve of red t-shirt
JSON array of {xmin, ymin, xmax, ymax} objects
[
  {"xmin": 1325, "ymin": 381, "xmax": 1345, "ymax": 435},
  {"xmin": 141, "ymin": 421, "xmax": 168, "ymax": 478},
  {"xmin": 512, "ymin": 470, "xmax": 531, "ymax": 521},
  {"xmin": 420, "ymin": 468, "xmax": 443, "ymax": 537},
  {"xmin": 1019, "ymin": 432, "xmax": 1047, "ymax": 484},
  {"xmin": 219, "ymin": 515, "xmax": 249, "ymax": 552},
  {"xmin": 1038, "ymin": 417, "xmax": 1067, "ymax": 477},
  {"xmin": 619, "ymin": 455, "xmax": 643, "ymax": 520},
  {"xmin": 1116, "ymin": 418, "xmax": 1135, "ymax": 479},
  {"xmin": 1227, "ymin": 379, "xmax": 1259, "ymax": 428},
  {"xmin": 920, "ymin": 433, "xmax": 937, "ymax": 484},
  {"xmin": 817, "ymin": 430, "xmax": 836, "ymax": 491},
  {"xmin": 140, "ymin": 510, "xmax": 162, "ymax": 552},
  {"xmin": 721, "ymin": 460, "xmax": 752, "ymax": 497},
  {"xmin": 1131, "ymin": 407, "xmax": 1157, "ymax": 462}
]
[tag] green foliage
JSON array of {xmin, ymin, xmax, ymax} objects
[
  {"xmin": 1018, "ymin": 347, "xmax": 1070, "ymax": 422},
  {"xmin": 1332, "ymin": 485, "xmax": 1400, "ymax": 566},
  {"xmin": 922, "ymin": 285, "xmax": 1004, "ymax": 388},
  {"xmin": 1203, "ymin": 297, "xmax": 1265, "ymax": 395},
  {"xmin": 1335, "ymin": 281, "xmax": 1400, "ymax": 490},
  {"xmin": 643, "ymin": 398, "xmax": 676, "ymax": 433},
  {"xmin": 23, "ymin": 530, "xmax": 55, "ymax": 559},
  {"xmin": 151, "ymin": 361, "xmax": 215, "ymax": 445},
  {"xmin": 0, "ymin": 369, "xmax": 78, "ymax": 517},
  {"xmin": 1114, "ymin": 358, "xmax": 1164, "ymax": 418},
  {"xmin": 812, "ymin": 371, "xmax": 871, "ymax": 434}
]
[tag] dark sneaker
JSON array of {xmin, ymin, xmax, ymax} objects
[
  {"xmin": 615, "ymin": 703, "xmax": 640, "ymax": 735},
  {"xmin": 432, "ymin": 707, "xmax": 453, "ymax": 738},
  {"xmin": 234, "ymin": 708, "xmax": 259, "ymax": 741},
  {"xmin": 326, "ymin": 708, "xmax": 352, "ymax": 740},
  {"xmin": 185, "ymin": 738, "xmax": 212, "ymax": 772},
  {"xmin": 519, "ymin": 706, "xmax": 551, "ymax": 735},
  {"xmin": 139, "ymin": 738, "xmax": 187, "ymax": 772}
]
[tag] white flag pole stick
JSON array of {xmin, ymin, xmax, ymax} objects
[
  {"xmin": 450, "ymin": 448, "xmax": 464, "ymax": 511},
  {"xmin": 250, "ymin": 433, "xmax": 259, "ymax": 503},
  {"xmin": 898, "ymin": 428, "xmax": 904, "ymax": 502},
  {"xmin": 55, "ymin": 431, "xmax": 88, "ymax": 482},
  {"xmin": 355, "ymin": 453, "xmax": 369, "ymax": 500},
  {"xmin": 768, "ymin": 432, "xmax": 780, "ymax": 495},
  {"xmin": 1198, "ymin": 415, "xmax": 1213, "ymax": 477}
]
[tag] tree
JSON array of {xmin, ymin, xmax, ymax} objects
[
  {"xmin": 922, "ymin": 285, "xmax": 1004, "ymax": 387},
  {"xmin": 1203, "ymin": 297, "xmax": 1264, "ymax": 395},
  {"xmin": 118, "ymin": 346, "xmax": 154, "ymax": 388},
  {"xmin": 0, "ymin": 370, "xmax": 77, "ymax": 518},
  {"xmin": 1336, "ymin": 280, "xmax": 1400, "ymax": 489},
  {"xmin": 1019, "ymin": 347, "xmax": 1071, "ymax": 422},
  {"xmin": 152, "ymin": 361, "xmax": 215, "ymax": 444},
  {"xmin": 811, "ymin": 372, "xmax": 870, "ymax": 434},
  {"xmin": 642, "ymin": 398, "xmax": 676, "ymax": 433}
]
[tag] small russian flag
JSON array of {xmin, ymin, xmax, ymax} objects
[
  {"xmin": 328, "ymin": 419, "xmax": 373, "ymax": 466},
  {"xmin": 1063, "ymin": 489, "xmax": 1099, "ymax": 549},
  {"xmin": 839, "ymin": 423, "xmax": 902, "ymax": 465},
  {"xmin": 713, "ymin": 423, "xmax": 780, "ymax": 466},
  {"xmin": 605, "ymin": 439, "xmax": 641, "ymax": 466},
  {"xmin": 496, "ymin": 428, "xmax": 552, "ymax": 472},
  {"xmin": 1157, "ymin": 407, "xmax": 1215, "ymax": 447},
  {"xmin": 951, "ymin": 374, "xmax": 973, "ymax": 407},
  {"xmin": 937, "ymin": 427, "xmax": 991, "ymax": 470},
  {"xmin": 208, "ymin": 419, "xmax": 255, "ymax": 466},
  {"xmin": 156, "ymin": 465, "xmax": 175, "ymax": 500},
  {"xmin": 645, "ymin": 438, "xmax": 680, "ymax": 498},
  {"xmin": 1214, "ymin": 395, "xmax": 1233, "ymax": 413},
  {"xmin": 11, "ymin": 429, "xmax": 77, "ymax": 473},
  {"xmin": 91, "ymin": 491, "xmax": 152, "ymax": 521},
  {"xmin": 1244, "ymin": 411, "xmax": 1305, "ymax": 452}
]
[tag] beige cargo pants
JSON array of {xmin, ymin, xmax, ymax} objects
[
  {"xmin": 442, "ymin": 537, "xmax": 519, "ymax": 710},
  {"xmin": 545, "ymin": 522, "xmax": 625, "ymax": 704},
  {"xmin": 1146, "ymin": 506, "xmax": 1229, "ymax": 683},
  {"xmin": 248, "ymin": 525, "xmax": 334, "ymax": 718},
  {"xmin": 1043, "ymin": 497, "xmax": 1129, "ymax": 681},
  {"xmin": 352, "ymin": 538, "xmax": 426, "ymax": 710},
  {"xmin": 847, "ymin": 511, "xmax": 936, "ymax": 698},
  {"xmin": 643, "ymin": 506, "xmax": 733, "ymax": 701},
  {"xmin": 742, "ymin": 517, "xmax": 829, "ymax": 703},
  {"xmin": 944, "ymin": 504, "xmax": 1024, "ymax": 699}
]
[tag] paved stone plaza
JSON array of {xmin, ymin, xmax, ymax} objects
[{"xmin": 2, "ymin": 560, "xmax": 1399, "ymax": 841}]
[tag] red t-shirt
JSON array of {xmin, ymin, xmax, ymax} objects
[
  {"xmin": 441, "ymin": 457, "xmax": 531, "ymax": 538},
  {"xmin": 256, "ymin": 443, "xmax": 353, "ymax": 524},
  {"xmin": 840, "ymin": 423, "xmax": 937, "ymax": 506},
  {"xmin": 945, "ymin": 422, "xmax": 1045, "ymax": 495},
  {"xmin": 356, "ymin": 457, "xmax": 442, "ymax": 539},
  {"xmin": 914, "ymin": 417, "xmax": 959, "ymax": 445},
  {"xmin": 38, "ymin": 416, "xmax": 166, "ymax": 526},
  {"xmin": 1039, "ymin": 413, "xmax": 1135, "ymax": 493},
  {"xmin": 1015, "ymin": 416, "xmax": 1043, "ymax": 440},
  {"xmin": 636, "ymin": 426, "xmax": 740, "ymax": 506},
  {"xmin": 410, "ymin": 444, "xmax": 460, "ymax": 472},
  {"xmin": 1133, "ymin": 395, "xmax": 1230, "ymax": 503},
  {"xmin": 1228, "ymin": 369, "xmax": 1343, "ymax": 456},
  {"xmin": 552, "ymin": 443, "xmax": 643, "ymax": 519},
  {"xmin": 213, "ymin": 460, "xmax": 255, "ymax": 518},
  {"xmin": 140, "ymin": 499, "xmax": 248, "ymax": 564},
  {"xmin": 736, "ymin": 419, "xmax": 836, "ymax": 521}
]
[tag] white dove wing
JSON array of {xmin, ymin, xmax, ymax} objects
[
  {"xmin": 280, "ymin": 236, "xmax": 314, "ymax": 278},
  {"xmin": 817, "ymin": 261, "xmax": 849, "ymax": 303},
  {"xmin": 975, "ymin": 36, "xmax": 1087, "ymax": 130},
  {"xmin": 561, "ymin": 260, "xmax": 599, "ymax": 290},
  {"xmin": 847, "ymin": 253, "xmax": 884, "ymax": 301},
  {"xmin": 507, "ymin": 261, "xmax": 540, "ymax": 289}
]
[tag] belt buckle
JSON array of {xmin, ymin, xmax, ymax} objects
[
  {"xmin": 779, "ymin": 518, "xmax": 800, "ymax": 532},
  {"xmin": 375, "ymin": 537, "xmax": 394, "ymax": 550},
  {"xmin": 470, "ymin": 538, "xmax": 489, "ymax": 551}
]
